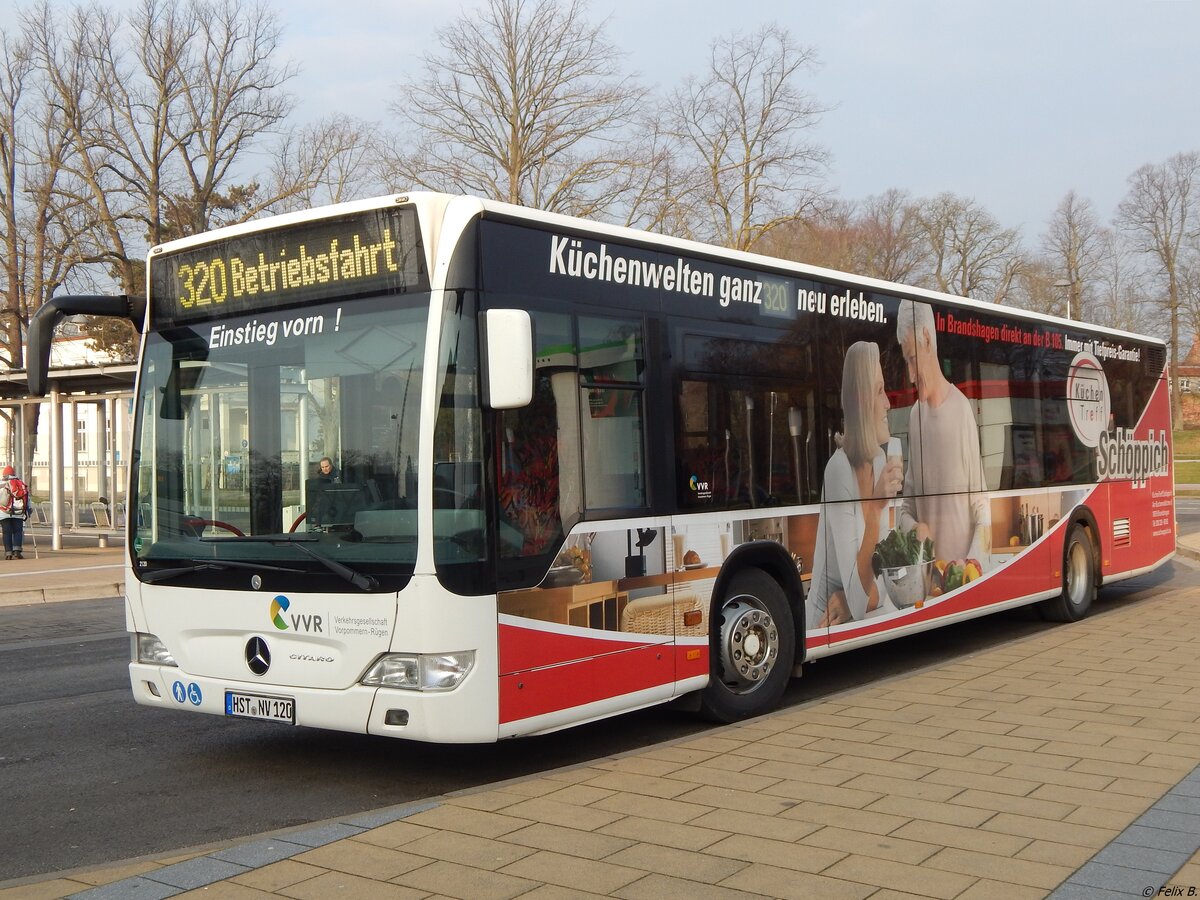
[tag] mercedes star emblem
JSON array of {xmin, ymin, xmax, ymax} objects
[{"xmin": 246, "ymin": 636, "xmax": 271, "ymax": 676}]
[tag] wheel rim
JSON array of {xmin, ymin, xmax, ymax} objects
[
  {"xmin": 717, "ymin": 595, "xmax": 779, "ymax": 693},
  {"xmin": 1066, "ymin": 540, "xmax": 1089, "ymax": 607}
]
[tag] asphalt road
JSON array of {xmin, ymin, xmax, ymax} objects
[
  {"xmin": 1, "ymin": 559, "xmax": 1196, "ymax": 883},
  {"xmin": 1, "ymin": 603, "xmax": 709, "ymax": 883},
  {"xmin": 1176, "ymin": 496, "xmax": 1200, "ymax": 537}
]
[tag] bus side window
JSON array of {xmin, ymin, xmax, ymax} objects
[
  {"xmin": 1013, "ymin": 345, "xmax": 1042, "ymax": 488},
  {"xmin": 978, "ymin": 334, "xmax": 1040, "ymax": 492},
  {"xmin": 578, "ymin": 315, "xmax": 646, "ymax": 511},
  {"xmin": 677, "ymin": 378, "xmax": 739, "ymax": 507},
  {"xmin": 497, "ymin": 310, "xmax": 578, "ymax": 558},
  {"xmin": 673, "ymin": 329, "xmax": 816, "ymax": 510}
]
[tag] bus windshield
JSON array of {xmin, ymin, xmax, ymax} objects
[{"xmin": 130, "ymin": 293, "xmax": 428, "ymax": 585}]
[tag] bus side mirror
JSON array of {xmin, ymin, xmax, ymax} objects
[
  {"xmin": 480, "ymin": 309, "xmax": 533, "ymax": 409},
  {"xmin": 26, "ymin": 294, "xmax": 145, "ymax": 396}
]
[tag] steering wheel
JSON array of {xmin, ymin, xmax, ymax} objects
[
  {"xmin": 182, "ymin": 517, "xmax": 245, "ymax": 537},
  {"xmin": 289, "ymin": 511, "xmax": 308, "ymax": 533}
]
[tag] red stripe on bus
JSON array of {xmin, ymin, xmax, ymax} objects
[
  {"xmin": 498, "ymin": 622, "xmax": 654, "ymax": 674},
  {"xmin": 498, "ymin": 641, "xmax": 684, "ymax": 723}
]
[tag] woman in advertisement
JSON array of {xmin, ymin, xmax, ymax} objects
[{"xmin": 807, "ymin": 341, "xmax": 904, "ymax": 627}]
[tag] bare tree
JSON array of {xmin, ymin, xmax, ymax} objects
[
  {"xmin": 382, "ymin": 0, "xmax": 644, "ymax": 218},
  {"xmin": 101, "ymin": 0, "xmax": 196, "ymax": 252},
  {"xmin": 749, "ymin": 189, "xmax": 926, "ymax": 285},
  {"xmin": 168, "ymin": 0, "xmax": 296, "ymax": 233},
  {"xmin": 265, "ymin": 114, "xmax": 382, "ymax": 213},
  {"xmin": 667, "ymin": 24, "xmax": 830, "ymax": 251},
  {"xmin": 0, "ymin": 27, "xmax": 37, "ymax": 465},
  {"xmin": 24, "ymin": 0, "xmax": 339, "ymax": 358},
  {"xmin": 612, "ymin": 111, "xmax": 695, "ymax": 237},
  {"xmin": 0, "ymin": 22, "xmax": 95, "ymax": 465},
  {"xmin": 1178, "ymin": 242, "xmax": 1200, "ymax": 354},
  {"xmin": 24, "ymin": 0, "xmax": 185, "ymax": 367},
  {"xmin": 851, "ymin": 189, "xmax": 925, "ymax": 282},
  {"xmin": 1009, "ymin": 257, "xmax": 1065, "ymax": 318},
  {"xmin": 753, "ymin": 199, "xmax": 856, "ymax": 271},
  {"xmin": 1116, "ymin": 151, "xmax": 1200, "ymax": 423},
  {"xmin": 1042, "ymin": 190, "xmax": 1103, "ymax": 321},
  {"xmin": 915, "ymin": 192, "xmax": 1023, "ymax": 302},
  {"xmin": 1094, "ymin": 228, "xmax": 1152, "ymax": 336},
  {"xmin": 0, "ymin": 29, "xmax": 35, "ymax": 368},
  {"xmin": 120, "ymin": 0, "xmax": 365, "ymax": 229}
]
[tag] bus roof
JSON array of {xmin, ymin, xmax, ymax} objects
[{"xmin": 148, "ymin": 191, "xmax": 1166, "ymax": 350}]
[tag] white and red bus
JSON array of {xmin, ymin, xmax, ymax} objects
[{"xmin": 27, "ymin": 193, "xmax": 1174, "ymax": 741}]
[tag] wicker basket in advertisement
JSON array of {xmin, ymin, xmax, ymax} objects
[{"xmin": 620, "ymin": 592, "xmax": 707, "ymax": 637}]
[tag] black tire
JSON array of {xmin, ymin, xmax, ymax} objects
[
  {"xmin": 699, "ymin": 568, "xmax": 795, "ymax": 722},
  {"xmin": 1038, "ymin": 524, "xmax": 1096, "ymax": 622}
]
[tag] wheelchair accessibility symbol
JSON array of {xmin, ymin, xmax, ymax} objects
[{"xmin": 171, "ymin": 680, "xmax": 203, "ymax": 706}]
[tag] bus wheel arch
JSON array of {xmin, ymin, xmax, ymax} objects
[
  {"xmin": 1039, "ymin": 520, "xmax": 1097, "ymax": 622},
  {"xmin": 713, "ymin": 541, "xmax": 806, "ymax": 638},
  {"xmin": 699, "ymin": 546, "xmax": 800, "ymax": 723},
  {"xmin": 1070, "ymin": 507, "xmax": 1103, "ymax": 588}
]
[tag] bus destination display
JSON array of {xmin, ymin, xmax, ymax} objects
[{"xmin": 149, "ymin": 207, "xmax": 426, "ymax": 325}]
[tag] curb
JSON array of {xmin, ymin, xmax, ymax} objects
[
  {"xmin": 1176, "ymin": 540, "xmax": 1200, "ymax": 564},
  {"xmin": 0, "ymin": 583, "xmax": 123, "ymax": 607}
]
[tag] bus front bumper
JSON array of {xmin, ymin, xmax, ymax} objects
[{"xmin": 129, "ymin": 663, "xmax": 501, "ymax": 743}]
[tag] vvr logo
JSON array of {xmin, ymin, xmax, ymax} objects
[
  {"xmin": 270, "ymin": 595, "xmax": 290, "ymax": 629},
  {"xmin": 269, "ymin": 595, "xmax": 324, "ymax": 633}
]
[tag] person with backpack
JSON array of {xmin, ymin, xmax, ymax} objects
[{"xmin": 0, "ymin": 465, "xmax": 30, "ymax": 559}]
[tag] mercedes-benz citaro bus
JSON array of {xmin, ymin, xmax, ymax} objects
[{"xmin": 26, "ymin": 193, "xmax": 1175, "ymax": 742}]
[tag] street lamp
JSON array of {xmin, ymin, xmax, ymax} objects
[{"xmin": 1053, "ymin": 279, "xmax": 1078, "ymax": 320}]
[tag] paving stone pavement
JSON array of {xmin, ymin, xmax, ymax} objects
[
  {"xmin": 2, "ymin": 551, "xmax": 1200, "ymax": 898},
  {"xmin": 0, "ymin": 539, "xmax": 124, "ymax": 608}
]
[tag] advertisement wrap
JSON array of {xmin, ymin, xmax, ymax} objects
[{"xmin": 490, "ymin": 225, "xmax": 1173, "ymax": 727}]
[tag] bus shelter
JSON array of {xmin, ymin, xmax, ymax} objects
[{"xmin": 0, "ymin": 363, "xmax": 136, "ymax": 550}]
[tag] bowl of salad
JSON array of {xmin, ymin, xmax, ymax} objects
[{"xmin": 873, "ymin": 527, "xmax": 935, "ymax": 609}]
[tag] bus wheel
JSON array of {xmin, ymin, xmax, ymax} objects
[
  {"xmin": 699, "ymin": 569, "xmax": 794, "ymax": 723},
  {"xmin": 1039, "ymin": 524, "xmax": 1095, "ymax": 622}
]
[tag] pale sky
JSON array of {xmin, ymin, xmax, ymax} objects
[
  {"xmin": 278, "ymin": 0, "xmax": 1200, "ymax": 241},
  {"xmin": 8, "ymin": 0, "xmax": 1200, "ymax": 242}
]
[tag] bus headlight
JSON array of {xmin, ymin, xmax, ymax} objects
[
  {"xmin": 135, "ymin": 633, "xmax": 178, "ymax": 666},
  {"xmin": 361, "ymin": 651, "xmax": 475, "ymax": 691}
]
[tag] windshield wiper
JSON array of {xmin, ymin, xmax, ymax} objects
[
  {"xmin": 214, "ymin": 534, "xmax": 380, "ymax": 591},
  {"xmin": 141, "ymin": 558, "xmax": 305, "ymax": 584}
]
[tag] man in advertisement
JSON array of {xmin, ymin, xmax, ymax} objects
[{"xmin": 896, "ymin": 300, "xmax": 990, "ymax": 565}]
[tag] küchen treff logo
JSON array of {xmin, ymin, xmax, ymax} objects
[{"xmin": 1066, "ymin": 351, "xmax": 1109, "ymax": 449}]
